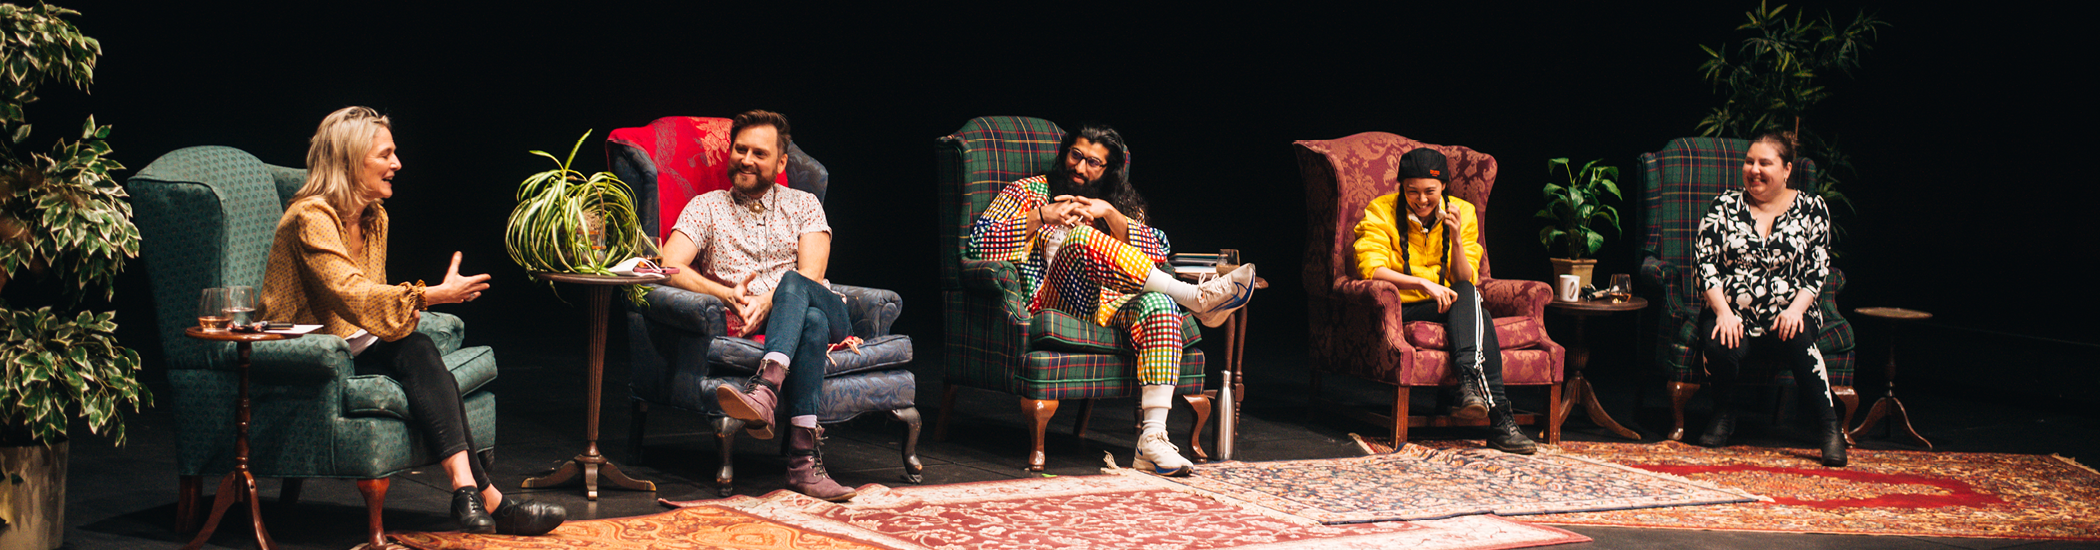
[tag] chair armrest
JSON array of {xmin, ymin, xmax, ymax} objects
[
  {"xmin": 1329, "ymin": 278, "xmax": 1418, "ymax": 352},
  {"xmin": 959, "ymin": 259, "xmax": 1032, "ymax": 323},
  {"xmin": 831, "ymin": 284, "xmax": 902, "ymax": 338},
  {"xmin": 633, "ymin": 284, "xmax": 729, "ymax": 337},
  {"xmin": 416, "ymin": 310, "xmax": 466, "ymax": 355},
  {"xmin": 1479, "ymin": 278, "xmax": 1553, "ymax": 319},
  {"xmin": 248, "ymin": 335, "xmax": 356, "ymax": 384}
]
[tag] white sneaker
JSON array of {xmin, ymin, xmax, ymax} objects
[
  {"xmin": 1191, "ymin": 263, "xmax": 1256, "ymax": 328},
  {"xmin": 1133, "ymin": 431, "xmax": 1194, "ymax": 477}
]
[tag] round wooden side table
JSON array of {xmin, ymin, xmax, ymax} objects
[
  {"xmin": 1544, "ymin": 297, "xmax": 1648, "ymax": 440},
  {"xmin": 520, "ymin": 272, "xmax": 663, "ymax": 500},
  {"xmin": 1849, "ymin": 307, "xmax": 1933, "ymax": 449},
  {"xmin": 180, "ymin": 327, "xmax": 300, "ymax": 550}
]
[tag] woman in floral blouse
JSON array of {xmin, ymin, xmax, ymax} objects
[{"xmin": 1693, "ymin": 131, "xmax": 1845, "ymax": 467}]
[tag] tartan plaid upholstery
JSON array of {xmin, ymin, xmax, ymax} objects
[
  {"xmin": 1636, "ymin": 137, "xmax": 1854, "ymax": 386},
  {"xmin": 936, "ymin": 116, "xmax": 1206, "ymax": 398}
]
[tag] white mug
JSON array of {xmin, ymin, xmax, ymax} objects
[{"xmin": 1556, "ymin": 275, "xmax": 1582, "ymax": 302}]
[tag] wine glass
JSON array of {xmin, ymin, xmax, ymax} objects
[
  {"xmin": 197, "ymin": 288, "xmax": 230, "ymax": 333},
  {"xmin": 224, "ymin": 286, "xmax": 257, "ymax": 331},
  {"xmin": 1607, "ymin": 274, "xmax": 1632, "ymax": 304}
]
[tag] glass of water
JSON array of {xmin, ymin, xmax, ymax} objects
[
  {"xmin": 223, "ymin": 286, "xmax": 257, "ymax": 331},
  {"xmin": 197, "ymin": 288, "xmax": 230, "ymax": 332}
]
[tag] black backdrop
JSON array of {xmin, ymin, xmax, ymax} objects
[{"xmin": 37, "ymin": 2, "xmax": 2091, "ymax": 384}]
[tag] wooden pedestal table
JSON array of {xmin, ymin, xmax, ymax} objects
[
  {"xmin": 1849, "ymin": 307, "xmax": 1934, "ymax": 449},
  {"xmin": 1173, "ymin": 272, "xmax": 1268, "ymax": 462},
  {"xmin": 522, "ymin": 272, "xmax": 662, "ymax": 500},
  {"xmin": 180, "ymin": 327, "xmax": 300, "ymax": 550},
  {"xmin": 1543, "ymin": 297, "xmax": 1647, "ymax": 440}
]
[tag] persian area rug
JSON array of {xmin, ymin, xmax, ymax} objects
[
  {"xmin": 664, "ymin": 474, "xmax": 1589, "ymax": 550},
  {"xmin": 388, "ymin": 504, "xmax": 890, "ymax": 550},
  {"xmin": 1136, "ymin": 442, "xmax": 1758, "ymax": 524},
  {"xmin": 1356, "ymin": 436, "xmax": 2100, "ymax": 540}
]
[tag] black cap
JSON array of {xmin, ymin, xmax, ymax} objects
[{"xmin": 1398, "ymin": 148, "xmax": 1448, "ymax": 182}]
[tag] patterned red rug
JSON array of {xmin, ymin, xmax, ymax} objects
[
  {"xmin": 666, "ymin": 474, "xmax": 1590, "ymax": 550},
  {"xmin": 389, "ymin": 504, "xmax": 890, "ymax": 549},
  {"xmin": 1354, "ymin": 436, "xmax": 2100, "ymax": 540}
]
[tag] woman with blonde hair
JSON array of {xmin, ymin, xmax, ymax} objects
[{"xmin": 260, "ymin": 106, "xmax": 566, "ymax": 534}]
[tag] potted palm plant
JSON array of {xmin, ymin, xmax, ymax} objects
[
  {"xmin": 0, "ymin": 5, "xmax": 150, "ymax": 548},
  {"xmin": 503, "ymin": 131, "xmax": 653, "ymax": 304},
  {"xmin": 1535, "ymin": 157, "xmax": 1621, "ymax": 290}
]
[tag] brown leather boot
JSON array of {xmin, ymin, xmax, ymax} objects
[
  {"xmin": 717, "ymin": 359, "xmax": 787, "ymax": 439},
  {"xmin": 783, "ymin": 425, "xmax": 857, "ymax": 502}
]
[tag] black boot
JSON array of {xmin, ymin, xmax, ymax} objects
[
  {"xmin": 1819, "ymin": 417, "xmax": 1848, "ymax": 467},
  {"xmin": 1485, "ymin": 405, "xmax": 1537, "ymax": 455},
  {"xmin": 1451, "ymin": 377, "xmax": 1489, "ymax": 420},
  {"xmin": 1697, "ymin": 407, "xmax": 1736, "ymax": 448},
  {"xmin": 491, "ymin": 496, "xmax": 567, "ymax": 536},
  {"xmin": 450, "ymin": 487, "xmax": 495, "ymax": 534}
]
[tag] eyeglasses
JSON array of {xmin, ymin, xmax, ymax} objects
[{"xmin": 1067, "ymin": 148, "xmax": 1106, "ymax": 169}]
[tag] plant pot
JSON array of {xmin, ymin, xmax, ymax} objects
[
  {"xmin": 0, "ymin": 439, "xmax": 67, "ymax": 550},
  {"xmin": 1549, "ymin": 258, "xmax": 1597, "ymax": 290}
]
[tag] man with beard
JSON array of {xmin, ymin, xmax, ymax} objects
[
  {"xmin": 657, "ymin": 110, "xmax": 856, "ymax": 501},
  {"xmin": 966, "ymin": 123, "xmax": 1256, "ymax": 476}
]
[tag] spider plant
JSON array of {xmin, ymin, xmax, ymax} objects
[{"xmin": 503, "ymin": 130, "xmax": 652, "ymax": 304}]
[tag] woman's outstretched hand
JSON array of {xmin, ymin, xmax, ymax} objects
[
  {"xmin": 426, "ymin": 251, "xmax": 492, "ymax": 305},
  {"xmin": 1711, "ymin": 311, "xmax": 1744, "ymax": 349}
]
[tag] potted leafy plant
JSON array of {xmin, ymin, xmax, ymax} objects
[
  {"xmin": 1535, "ymin": 157, "xmax": 1621, "ymax": 290},
  {"xmin": 503, "ymin": 131, "xmax": 652, "ymax": 304},
  {"xmin": 0, "ymin": 4, "xmax": 150, "ymax": 548}
]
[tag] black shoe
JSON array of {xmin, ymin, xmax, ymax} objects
[
  {"xmin": 1485, "ymin": 406, "xmax": 1537, "ymax": 455},
  {"xmin": 492, "ymin": 497, "xmax": 568, "ymax": 536},
  {"xmin": 1451, "ymin": 378, "xmax": 1489, "ymax": 420},
  {"xmin": 1696, "ymin": 408, "xmax": 1735, "ymax": 448},
  {"xmin": 451, "ymin": 487, "xmax": 495, "ymax": 534},
  {"xmin": 1819, "ymin": 418, "xmax": 1848, "ymax": 467}
]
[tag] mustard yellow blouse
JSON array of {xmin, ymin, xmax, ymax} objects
[
  {"xmin": 260, "ymin": 197, "xmax": 425, "ymax": 341},
  {"xmin": 1351, "ymin": 193, "xmax": 1484, "ymax": 304}
]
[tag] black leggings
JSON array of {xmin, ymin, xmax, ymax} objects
[
  {"xmin": 1399, "ymin": 280, "xmax": 1507, "ymax": 405},
  {"xmin": 1698, "ymin": 310, "xmax": 1836, "ymax": 421},
  {"xmin": 355, "ymin": 332, "xmax": 490, "ymax": 489}
]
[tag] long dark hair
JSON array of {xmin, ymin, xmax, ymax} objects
[
  {"xmin": 1394, "ymin": 179, "xmax": 1452, "ymax": 287},
  {"xmin": 1047, "ymin": 123, "xmax": 1149, "ymax": 222}
]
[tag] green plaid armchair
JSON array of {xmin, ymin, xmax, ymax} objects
[
  {"xmin": 934, "ymin": 116, "xmax": 1210, "ymax": 472},
  {"xmin": 1636, "ymin": 137, "xmax": 1857, "ymax": 441},
  {"xmin": 128, "ymin": 146, "xmax": 498, "ymax": 547}
]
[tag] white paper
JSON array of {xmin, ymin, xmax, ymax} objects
[{"xmin": 265, "ymin": 324, "xmax": 323, "ymax": 335}]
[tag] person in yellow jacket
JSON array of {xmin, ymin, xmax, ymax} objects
[{"xmin": 1350, "ymin": 147, "xmax": 1535, "ymax": 454}]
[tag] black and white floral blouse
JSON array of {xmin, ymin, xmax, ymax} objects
[{"xmin": 1696, "ymin": 190, "xmax": 1831, "ymax": 337}]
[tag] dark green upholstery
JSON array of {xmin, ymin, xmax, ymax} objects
[
  {"xmin": 935, "ymin": 116, "xmax": 1209, "ymax": 470},
  {"xmin": 128, "ymin": 146, "xmax": 498, "ymax": 498},
  {"xmin": 1635, "ymin": 137, "xmax": 1857, "ymax": 438}
]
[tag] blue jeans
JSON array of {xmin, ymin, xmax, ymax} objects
[{"xmin": 761, "ymin": 270, "xmax": 850, "ymax": 418}]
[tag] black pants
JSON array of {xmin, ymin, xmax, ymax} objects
[
  {"xmin": 355, "ymin": 332, "xmax": 490, "ymax": 489},
  {"xmin": 1697, "ymin": 310, "xmax": 1836, "ymax": 422},
  {"xmin": 1399, "ymin": 280, "xmax": 1507, "ymax": 405}
]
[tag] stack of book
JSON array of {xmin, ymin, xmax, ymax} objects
[{"xmin": 1169, "ymin": 253, "xmax": 1221, "ymax": 276}]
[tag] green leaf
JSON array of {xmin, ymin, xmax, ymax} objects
[{"xmin": 10, "ymin": 122, "xmax": 26, "ymax": 143}]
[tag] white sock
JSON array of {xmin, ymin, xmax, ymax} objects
[
  {"xmin": 790, "ymin": 415, "xmax": 819, "ymax": 429},
  {"xmin": 1142, "ymin": 269, "xmax": 1200, "ymax": 307},
  {"xmin": 762, "ymin": 352, "xmax": 791, "ymax": 371},
  {"xmin": 1140, "ymin": 407, "xmax": 1170, "ymax": 436},
  {"xmin": 1139, "ymin": 384, "xmax": 1175, "ymax": 436}
]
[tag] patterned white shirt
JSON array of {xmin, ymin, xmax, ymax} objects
[
  {"xmin": 1696, "ymin": 190, "xmax": 1831, "ymax": 337},
  {"xmin": 672, "ymin": 185, "xmax": 830, "ymax": 296}
]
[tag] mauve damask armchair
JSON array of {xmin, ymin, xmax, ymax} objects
[
  {"xmin": 933, "ymin": 115, "xmax": 1211, "ymax": 472},
  {"xmin": 128, "ymin": 146, "xmax": 498, "ymax": 549},
  {"xmin": 1635, "ymin": 137, "xmax": 1857, "ymax": 441},
  {"xmin": 608, "ymin": 116, "xmax": 920, "ymax": 496},
  {"xmin": 1294, "ymin": 132, "xmax": 1565, "ymax": 447}
]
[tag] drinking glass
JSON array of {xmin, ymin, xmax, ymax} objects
[
  {"xmin": 1607, "ymin": 273, "xmax": 1632, "ymax": 304},
  {"xmin": 224, "ymin": 286, "xmax": 257, "ymax": 330},
  {"xmin": 197, "ymin": 287, "xmax": 230, "ymax": 332},
  {"xmin": 1216, "ymin": 249, "xmax": 1241, "ymax": 275}
]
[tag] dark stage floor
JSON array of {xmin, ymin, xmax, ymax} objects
[{"xmin": 60, "ymin": 330, "xmax": 2099, "ymax": 550}]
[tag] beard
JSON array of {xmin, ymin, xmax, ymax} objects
[
  {"xmin": 1045, "ymin": 162, "xmax": 1099, "ymax": 200},
  {"xmin": 728, "ymin": 163, "xmax": 772, "ymax": 197}
]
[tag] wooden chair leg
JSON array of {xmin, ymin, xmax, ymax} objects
[
  {"xmin": 1545, "ymin": 382, "xmax": 1565, "ymax": 444},
  {"xmin": 176, "ymin": 475, "xmax": 201, "ymax": 533},
  {"xmin": 1667, "ymin": 382, "xmax": 1700, "ymax": 441},
  {"xmin": 713, "ymin": 416, "xmax": 745, "ymax": 497},
  {"xmin": 934, "ymin": 385, "xmax": 959, "ymax": 442},
  {"xmin": 1073, "ymin": 398, "xmax": 1096, "ymax": 439},
  {"xmin": 1181, "ymin": 393, "xmax": 1212, "ymax": 461},
  {"xmin": 356, "ymin": 477, "xmax": 390, "ymax": 550},
  {"xmin": 891, "ymin": 407, "xmax": 925, "ymax": 483},
  {"xmin": 1021, "ymin": 398, "xmax": 1060, "ymax": 472},
  {"xmin": 628, "ymin": 399, "xmax": 649, "ymax": 466},
  {"xmin": 280, "ymin": 478, "xmax": 303, "ymax": 506},
  {"xmin": 1391, "ymin": 386, "xmax": 1410, "ymax": 450},
  {"xmin": 1833, "ymin": 385, "xmax": 1859, "ymax": 446}
]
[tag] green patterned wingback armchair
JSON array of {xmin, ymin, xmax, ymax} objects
[
  {"xmin": 128, "ymin": 146, "xmax": 499, "ymax": 546},
  {"xmin": 934, "ymin": 116, "xmax": 1210, "ymax": 472},
  {"xmin": 1636, "ymin": 137, "xmax": 1857, "ymax": 441}
]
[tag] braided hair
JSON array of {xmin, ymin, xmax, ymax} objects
[{"xmin": 1395, "ymin": 183, "xmax": 1454, "ymax": 287}]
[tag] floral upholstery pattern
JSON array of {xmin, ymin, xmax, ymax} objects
[
  {"xmin": 609, "ymin": 117, "xmax": 920, "ymax": 493},
  {"xmin": 1293, "ymin": 132, "xmax": 1564, "ymax": 445}
]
